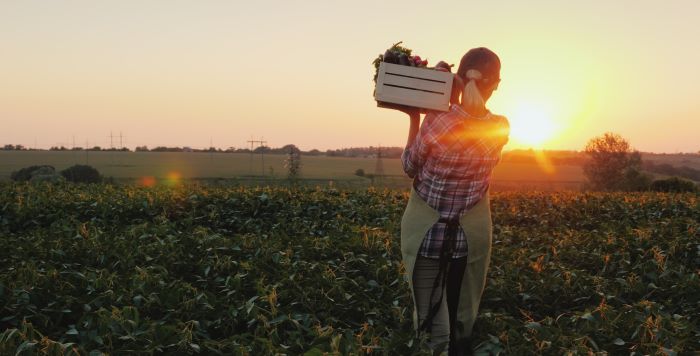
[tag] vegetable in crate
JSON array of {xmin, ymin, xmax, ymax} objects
[
  {"xmin": 435, "ymin": 60, "xmax": 453, "ymax": 72},
  {"xmin": 372, "ymin": 41, "xmax": 451, "ymax": 82},
  {"xmin": 372, "ymin": 41, "xmax": 413, "ymax": 82}
]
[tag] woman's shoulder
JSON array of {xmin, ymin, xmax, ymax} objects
[{"xmin": 489, "ymin": 113, "xmax": 510, "ymax": 127}]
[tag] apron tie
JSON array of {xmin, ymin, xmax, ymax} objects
[{"xmin": 419, "ymin": 217, "xmax": 461, "ymax": 333}]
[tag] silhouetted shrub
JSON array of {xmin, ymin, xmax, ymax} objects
[
  {"xmin": 650, "ymin": 177, "xmax": 698, "ymax": 193},
  {"xmin": 30, "ymin": 173, "xmax": 65, "ymax": 185},
  {"xmin": 10, "ymin": 165, "xmax": 56, "ymax": 182},
  {"xmin": 60, "ymin": 165, "xmax": 102, "ymax": 183}
]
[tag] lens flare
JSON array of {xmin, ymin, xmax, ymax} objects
[
  {"xmin": 165, "ymin": 171, "xmax": 182, "ymax": 186},
  {"xmin": 533, "ymin": 150, "xmax": 556, "ymax": 175},
  {"xmin": 139, "ymin": 176, "xmax": 156, "ymax": 187}
]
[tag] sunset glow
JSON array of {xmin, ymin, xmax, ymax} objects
[
  {"xmin": 0, "ymin": 1, "xmax": 698, "ymax": 153},
  {"xmin": 507, "ymin": 101, "xmax": 558, "ymax": 148}
]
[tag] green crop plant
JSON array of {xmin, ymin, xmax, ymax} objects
[{"xmin": 0, "ymin": 183, "xmax": 698, "ymax": 354}]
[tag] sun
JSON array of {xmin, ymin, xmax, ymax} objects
[{"xmin": 507, "ymin": 101, "xmax": 558, "ymax": 148}]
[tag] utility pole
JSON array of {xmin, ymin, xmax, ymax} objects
[
  {"xmin": 260, "ymin": 137, "xmax": 266, "ymax": 177},
  {"xmin": 108, "ymin": 131, "xmax": 115, "ymax": 166},
  {"xmin": 108, "ymin": 131, "xmax": 115, "ymax": 149},
  {"xmin": 247, "ymin": 136, "xmax": 255, "ymax": 174},
  {"xmin": 375, "ymin": 145, "xmax": 385, "ymax": 184},
  {"xmin": 246, "ymin": 137, "xmax": 267, "ymax": 176}
]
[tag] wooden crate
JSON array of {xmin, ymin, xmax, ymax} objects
[{"xmin": 374, "ymin": 62, "xmax": 454, "ymax": 112}]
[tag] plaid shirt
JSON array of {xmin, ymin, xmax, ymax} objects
[{"xmin": 402, "ymin": 104, "xmax": 509, "ymax": 259}]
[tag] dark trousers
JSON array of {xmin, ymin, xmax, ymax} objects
[{"xmin": 413, "ymin": 255, "xmax": 468, "ymax": 353}]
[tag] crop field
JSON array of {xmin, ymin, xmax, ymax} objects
[
  {"xmin": 0, "ymin": 151, "xmax": 585, "ymax": 191},
  {"xmin": 0, "ymin": 182, "xmax": 698, "ymax": 355}
]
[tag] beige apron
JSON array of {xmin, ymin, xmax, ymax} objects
[{"xmin": 400, "ymin": 188, "xmax": 492, "ymax": 340}]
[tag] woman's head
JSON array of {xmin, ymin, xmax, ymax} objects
[{"xmin": 455, "ymin": 47, "xmax": 501, "ymax": 112}]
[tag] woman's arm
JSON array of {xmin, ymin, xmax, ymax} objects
[
  {"xmin": 400, "ymin": 107, "xmax": 428, "ymax": 178},
  {"xmin": 405, "ymin": 110, "xmax": 421, "ymax": 148}
]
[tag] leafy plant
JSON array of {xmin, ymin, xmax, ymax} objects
[{"xmin": 0, "ymin": 183, "xmax": 697, "ymax": 354}]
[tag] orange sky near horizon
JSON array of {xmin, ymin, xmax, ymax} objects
[{"xmin": 1, "ymin": 0, "xmax": 699, "ymax": 153}]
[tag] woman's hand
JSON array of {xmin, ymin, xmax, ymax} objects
[
  {"xmin": 377, "ymin": 102, "xmax": 421, "ymax": 119},
  {"xmin": 397, "ymin": 105, "xmax": 421, "ymax": 119}
]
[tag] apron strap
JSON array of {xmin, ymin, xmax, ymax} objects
[{"xmin": 419, "ymin": 217, "xmax": 461, "ymax": 333}]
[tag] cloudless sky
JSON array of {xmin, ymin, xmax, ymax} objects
[{"xmin": 1, "ymin": 0, "xmax": 699, "ymax": 152}]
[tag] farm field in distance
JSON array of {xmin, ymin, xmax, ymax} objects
[
  {"xmin": 0, "ymin": 151, "xmax": 586, "ymax": 190},
  {"xmin": 0, "ymin": 183, "xmax": 698, "ymax": 354},
  {"xmin": 3, "ymin": 150, "xmax": 698, "ymax": 190}
]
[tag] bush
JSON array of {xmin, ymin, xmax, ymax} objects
[
  {"xmin": 355, "ymin": 168, "xmax": 365, "ymax": 177},
  {"xmin": 650, "ymin": 177, "xmax": 698, "ymax": 193},
  {"xmin": 30, "ymin": 173, "xmax": 65, "ymax": 185},
  {"xmin": 60, "ymin": 165, "xmax": 102, "ymax": 183},
  {"xmin": 10, "ymin": 165, "xmax": 56, "ymax": 182}
]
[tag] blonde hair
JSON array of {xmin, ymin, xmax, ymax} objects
[{"xmin": 461, "ymin": 69, "xmax": 485, "ymax": 112}]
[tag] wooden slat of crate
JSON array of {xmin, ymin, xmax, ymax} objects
[
  {"xmin": 381, "ymin": 74, "xmax": 448, "ymax": 93},
  {"xmin": 375, "ymin": 62, "xmax": 453, "ymax": 112}
]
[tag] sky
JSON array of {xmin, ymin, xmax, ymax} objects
[{"xmin": 1, "ymin": 0, "xmax": 699, "ymax": 153}]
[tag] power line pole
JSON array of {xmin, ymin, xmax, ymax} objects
[
  {"xmin": 246, "ymin": 138, "xmax": 267, "ymax": 176},
  {"xmin": 247, "ymin": 136, "xmax": 255, "ymax": 174},
  {"xmin": 260, "ymin": 137, "xmax": 266, "ymax": 177},
  {"xmin": 108, "ymin": 131, "xmax": 114, "ymax": 149},
  {"xmin": 375, "ymin": 145, "xmax": 385, "ymax": 183}
]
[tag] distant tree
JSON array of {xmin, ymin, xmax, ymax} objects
[
  {"xmin": 253, "ymin": 146, "xmax": 270, "ymax": 154},
  {"xmin": 285, "ymin": 145, "xmax": 302, "ymax": 180},
  {"xmin": 583, "ymin": 133, "xmax": 651, "ymax": 191},
  {"xmin": 151, "ymin": 146, "xmax": 183, "ymax": 152},
  {"xmin": 135, "ymin": 146, "xmax": 149, "ymax": 152},
  {"xmin": 355, "ymin": 168, "xmax": 365, "ymax": 177},
  {"xmin": 2, "ymin": 144, "xmax": 22, "ymax": 150}
]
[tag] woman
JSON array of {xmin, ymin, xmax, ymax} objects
[{"xmin": 399, "ymin": 47, "xmax": 509, "ymax": 355}]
